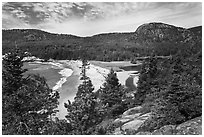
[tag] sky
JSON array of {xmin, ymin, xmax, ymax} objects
[{"xmin": 2, "ymin": 2, "xmax": 202, "ymax": 36}]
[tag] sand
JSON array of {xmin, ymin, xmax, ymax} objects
[
  {"xmin": 24, "ymin": 60, "xmax": 140, "ymax": 119},
  {"xmin": 89, "ymin": 61, "xmax": 140, "ymax": 88}
]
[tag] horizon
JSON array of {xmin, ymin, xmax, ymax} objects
[
  {"xmin": 2, "ymin": 2, "xmax": 202, "ymax": 36},
  {"xmin": 2, "ymin": 22, "xmax": 202, "ymax": 37}
]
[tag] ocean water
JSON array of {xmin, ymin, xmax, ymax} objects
[
  {"xmin": 24, "ymin": 61, "xmax": 79, "ymax": 119},
  {"xmin": 23, "ymin": 62, "xmax": 62, "ymax": 88},
  {"xmin": 23, "ymin": 60, "xmax": 140, "ymax": 119}
]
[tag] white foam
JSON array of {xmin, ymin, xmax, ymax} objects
[
  {"xmin": 47, "ymin": 62, "xmax": 63, "ymax": 68},
  {"xmin": 30, "ymin": 60, "xmax": 73, "ymax": 91},
  {"xmin": 52, "ymin": 68, "xmax": 73, "ymax": 91},
  {"xmin": 133, "ymin": 74, "xmax": 140, "ymax": 87}
]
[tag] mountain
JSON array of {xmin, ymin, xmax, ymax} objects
[
  {"xmin": 134, "ymin": 22, "xmax": 195, "ymax": 43},
  {"xmin": 2, "ymin": 22, "xmax": 202, "ymax": 61}
]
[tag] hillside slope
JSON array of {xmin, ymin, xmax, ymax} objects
[{"xmin": 2, "ymin": 22, "xmax": 202, "ymax": 61}]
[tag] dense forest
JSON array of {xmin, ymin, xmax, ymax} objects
[
  {"xmin": 2, "ymin": 22, "xmax": 202, "ymax": 134},
  {"xmin": 2, "ymin": 22, "xmax": 201, "ymax": 61}
]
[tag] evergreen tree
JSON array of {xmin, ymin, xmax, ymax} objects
[
  {"xmin": 139, "ymin": 55, "xmax": 202, "ymax": 132},
  {"xmin": 42, "ymin": 117, "xmax": 73, "ymax": 135},
  {"xmin": 80, "ymin": 59, "xmax": 89, "ymax": 80},
  {"xmin": 2, "ymin": 49, "xmax": 59, "ymax": 135},
  {"xmin": 98, "ymin": 68, "xmax": 125, "ymax": 117},
  {"xmin": 134, "ymin": 54, "xmax": 158, "ymax": 105},
  {"xmin": 2, "ymin": 48, "xmax": 26, "ymax": 93},
  {"xmin": 65, "ymin": 59, "xmax": 100, "ymax": 134},
  {"xmin": 163, "ymin": 55, "xmax": 202, "ymax": 121}
]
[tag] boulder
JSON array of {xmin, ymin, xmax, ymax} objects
[
  {"xmin": 122, "ymin": 113, "xmax": 142, "ymax": 119},
  {"xmin": 176, "ymin": 116, "xmax": 202, "ymax": 135},
  {"xmin": 122, "ymin": 106, "xmax": 142, "ymax": 116},
  {"xmin": 151, "ymin": 116, "xmax": 202, "ymax": 135},
  {"xmin": 113, "ymin": 118, "xmax": 132, "ymax": 126},
  {"xmin": 121, "ymin": 113, "xmax": 151, "ymax": 131},
  {"xmin": 113, "ymin": 106, "xmax": 143, "ymax": 126},
  {"xmin": 136, "ymin": 131, "xmax": 152, "ymax": 135},
  {"xmin": 113, "ymin": 128, "xmax": 123, "ymax": 135},
  {"xmin": 152, "ymin": 125, "xmax": 176, "ymax": 135},
  {"xmin": 112, "ymin": 106, "xmax": 145, "ymax": 134}
]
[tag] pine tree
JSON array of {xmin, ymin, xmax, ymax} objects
[
  {"xmin": 2, "ymin": 49, "xmax": 59, "ymax": 135},
  {"xmin": 134, "ymin": 54, "xmax": 158, "ymax": 105},
  {"xmin": 2, "ymin": 48, "xmax": 26, "ymax": 93},
  {"xmin": 80, "ymin": 59, "xmax": 90, "ymax": 80},
  {"xmin": 143, "ymin": 55, "xmax": 202, "ymax": 131},
  {"xmin": 164, "ymin": 55, "xmax": 202, "ymax": 121},
  {"xmin": 65, "ymin": 59, "xmax": 100, "ymax": 134},
  {"xmin": 98, "ymin": 68, "xmax": 125, "ymax": 117}
]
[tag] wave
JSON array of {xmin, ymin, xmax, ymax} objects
[
  {"xmin": 29, "ymin": 60, "xmax": 73, "ymax": 91},
  {"xmin": 52, "ymin": 68, "xmax": 73, "ymax": 91}
]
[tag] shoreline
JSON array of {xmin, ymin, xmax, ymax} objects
[
  {"xmin": 25, "ymin": 60, "xmax": 140, "ymax": 119},
  {"xmin": 52, "ymin": 68, "xmax": 73, "ymax": 91},
  {"xmin": 23, "ymin": 62, "xmax": 62, "ymax": 88}
]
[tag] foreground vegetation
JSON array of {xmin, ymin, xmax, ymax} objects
[
  {"xmin": 2, "ymin": 46, "xmax": 201, "ymax": 134},
  {"xmin": 2, "ymin": 22, "xmax": 202, "ymax": 134}
]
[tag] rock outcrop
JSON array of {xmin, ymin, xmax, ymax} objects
[
  {"xmin": 176, "ymin": 116, "xmax": 202, "ymax": 135},
  {"xmin": 112, "ymin": 105, "xmax": 202, "ymax": 135},
  {"xmin": 134, "ymin": 22, "xmax": 195, "ymax": 44},
  {"xmin": 121, "ymin": 112, "xmax": 151, "ymax": 131},
  {"xmin": 136, "ymin": 116, "xmax": 202, "ymax": 135},
  {"xmin": 112, "ymin": 106, "xmax": 151, "ymax": 135}
]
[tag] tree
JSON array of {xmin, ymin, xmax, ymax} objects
[
  {"xmin": 98, "ymin": 68, "xmax": 125, "ymax": 117},
  {"xmin": 163, "ymin": 55, "xmax": 202, "ymax": 121},
  {"xmin": 42, "ymin": 117, "xmax": 73, "ymax": 135},
  {"xmin": 80, "ymin": 59, "xmax": 90, "ymax": 80},
  {"xmin": 138, "ymin": 55, "xmax": 202, "ymax": 132},
  {"xmin": 65, "ymin": 59, "xmax": 101, "ymax": 134},
  {"xmin": 2, "ymin": 49, "xmax": 59, "ymax": 135},
  {"xmin": 134, "ymin": 54, "xmax": 158, "ymax": 105},
  {"xmin": 2, "ymin": 48, "xmax": 26, "ymax": 93}
]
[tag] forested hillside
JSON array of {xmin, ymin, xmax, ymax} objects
[{"xmin": 2, "ymin": 23, "xmax": 201, "ymax": 61}]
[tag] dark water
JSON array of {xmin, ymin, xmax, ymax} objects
[
  {"xmin": 23, "ymin": 62, "xmax": 62, "ymax": 88},
  {"xmin": 120, "ymin": 65, "xmax": 142, "ymax": 72},
  {"xmin": 56, "ymin": 74, "xmax": 80, "ymax": 119},
  {"xmin": 24, "ymin": 62, "xmax": 79, "ymax": 119},
  {"xmin": 125, "ymin": 76, "xmax": 137, "ymax": 91}
]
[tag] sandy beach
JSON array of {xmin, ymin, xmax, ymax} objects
[
  {"xmin": 24, "ymin": 60, "xmax": 140, "ymax": 119},
  {"xmin": 89, "ymin": 60, "xmax": 140, "ymax": 88}
]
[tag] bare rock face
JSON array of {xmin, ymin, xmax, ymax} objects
[
  {"xmin": 112, "ymin": 105, "xmax": 201, "ymax": 135},
  {"xmin": 112, "ymin": 105, "xmax": 151, "ymax": 135},
  {"xmin": 135, "ymin": 22, "xmax": 195, "ymax": 44},
  {"xmin": 149, "ymin": 116, "xmax": 202, "ymax": 135},
  {"xmin": 176, "ymin": 116, "xmax": 202, "ymax": 135},
  {"xmin": 113, "ymin": 106, "xmax": 143, "ymax": 126},
  {"xmin": 151, "ymin": 125, "xmax": 177, "ymax": 135},
  {"xmin": 121, "ymin": 112, "xmax": 151, "ymax": 131},
  {"xmin": 122, "ymin": 106, "xmax": 142, "ymax": 116},
  {"xmin": 136, "ymin": 131, "xmax": 151, "ymax": 135}
]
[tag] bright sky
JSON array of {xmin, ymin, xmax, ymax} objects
[{"xmin": 2, "ymin": 2, "xmax": 202, "ymax": 36}]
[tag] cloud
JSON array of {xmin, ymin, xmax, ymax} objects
[
  {"xmin": 2, "ymin": 2, "xmax": 202, "ymax": 36},
  {"xmin": 2, "ymin": 11, "xmax": 31, "ymax": 29}
]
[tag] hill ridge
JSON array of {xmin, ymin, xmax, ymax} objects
[{"xmin": 2, "ymin": 22, "xmax": 202, "ymax": 61}]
